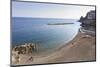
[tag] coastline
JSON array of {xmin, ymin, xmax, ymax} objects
[{"xmin": 11, "ymin": 30, "xmax": 96, "ymax": 65}]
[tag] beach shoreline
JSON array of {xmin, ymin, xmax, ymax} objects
[{"xmin": 11, "ymin": 30, "xmax": 96, "ymax": 66}]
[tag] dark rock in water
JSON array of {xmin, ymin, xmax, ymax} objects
[{"xmin": 79, "ymin": 10, "xmax": 96, "ymax": 31}]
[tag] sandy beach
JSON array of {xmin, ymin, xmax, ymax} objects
[{"xmin": 11, "ymin": 31, "xmax": 96, "ymax": 66}]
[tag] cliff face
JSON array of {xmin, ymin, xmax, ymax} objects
[{"xmin": 79, "ymin": 10, "xmax": 96, "ymax": 31}]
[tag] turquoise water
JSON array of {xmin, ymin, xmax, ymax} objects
[{"xmin": 12, "ymin": 17, "xmax": 81, "ymax": 51}]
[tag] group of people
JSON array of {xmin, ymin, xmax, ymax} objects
[
  {"xmin": 12, "ymin": 43, "xmax": 38, "ymax": 64},
  {"xmin": 13, "ymin": 43, "xmax": 38, "ymax": 54}
]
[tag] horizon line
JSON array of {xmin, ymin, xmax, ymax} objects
[{"xmin": 12, "ymin": 16, "xmax": 79, "ymax": 20}]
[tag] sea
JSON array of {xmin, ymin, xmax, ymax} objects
[{"xmin": 12, "ymin": 17, "xmax": 81, "ymax": 51}]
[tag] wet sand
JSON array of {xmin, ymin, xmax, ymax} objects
[{"xmin": 12, "ymin": 32, "xmax": 96, "ymax": 66}]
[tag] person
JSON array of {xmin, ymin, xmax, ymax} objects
[{"xmin": 28, "ymin": 56, "xmax": 33, "ymax": 61}]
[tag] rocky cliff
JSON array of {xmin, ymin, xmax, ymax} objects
[{"xmin": 79, "ymin": 10, "xmax": 96, "ymax": 31}]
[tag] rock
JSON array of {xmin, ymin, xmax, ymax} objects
[{"xmin": 79, "ymin": 10, "xmax": 96, "ymax": 31}]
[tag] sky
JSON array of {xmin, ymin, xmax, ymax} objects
[{"xmin": 12, "ymin": 1, "xmax": 95, "ymax": 19}]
